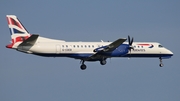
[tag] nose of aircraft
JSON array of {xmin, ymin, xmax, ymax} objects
[
  {"xmin": 169, "ymin": 50, "xmax": 173, "ymax": 56},
  {"xmin": 166, "ymin": 49, "xmax": 173, "ymax": 56},
  {"xmin": 160, "ymin": 48, "xmax": 173, "ymax": 59}
]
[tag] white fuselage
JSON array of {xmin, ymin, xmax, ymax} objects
[
  {"xmin": 13, "ymin": 36, "xmax": 173, "ymax": 59},
  {"xmin": 6, "ymin": 15, "xmax": 173, "ymax": 69}
]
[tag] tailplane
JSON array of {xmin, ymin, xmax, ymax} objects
[{"xmin": 6, "ymin": 15, "xmax": 65, "ymax": 49}]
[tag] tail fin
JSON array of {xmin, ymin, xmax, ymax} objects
[{"xmin": 6, "ymin": 15, "xmax": 31, "ymax": 48}]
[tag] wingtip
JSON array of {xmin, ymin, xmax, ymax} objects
[{"xmin": 121, "ymin": 38, "xmax": 127, "ymax": 40}]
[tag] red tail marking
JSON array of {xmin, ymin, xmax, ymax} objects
[
  {"xmin": 10, "ymin": 18, "xmax": 23, "ymax": 29},
  {"xmin": 6, "ymin": 36, "xmax": 30, "ymax": 49}
]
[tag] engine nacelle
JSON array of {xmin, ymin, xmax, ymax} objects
[
  {"xmin": 99, "ymin": 44, "xmax": 129, "ymax": 57},
  {"xmin": 93, "ymin": 46, "xmax": 108, "ymax": 52}
]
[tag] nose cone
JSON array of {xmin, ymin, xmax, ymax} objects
[
  {"xmin": 169, "ymin": 50, "xmax": 173, "ymax": 56},
  {"xmin": 164, "ymin": 49, "xmax": 173, "ymax": 57},
  {"xmin": 166, "ymin": 48, "xmax": 173, "ymax": 56}
]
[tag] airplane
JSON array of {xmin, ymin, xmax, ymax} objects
[{"xmin": 5, "ymin": 15, "xmax": 173, "ymax": 70}]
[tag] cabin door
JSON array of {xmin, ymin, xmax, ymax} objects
[{"xmin": 56, "ymin": 45, "xmax": 61, "ymax": 54}]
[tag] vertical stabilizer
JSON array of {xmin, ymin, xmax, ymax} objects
[{"xmin": 6, "ymin": 15, "xmax": 31, "ymax": 48}]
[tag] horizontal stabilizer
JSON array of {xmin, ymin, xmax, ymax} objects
[{"xmin": 18, "ymin": 34, "xmax": 39, "ymax": 46}]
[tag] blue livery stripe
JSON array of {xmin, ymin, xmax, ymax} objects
[
  {"xmin": 32, "ymin": 53, "xmax": 173, "ymax": 60},
  {"xmin": 9, "ymin": 28, "xmax": 12, "ymax": 35},
  {"xmin": 13, "ymin": 28, "xmax": 24, "ymax": 34}
]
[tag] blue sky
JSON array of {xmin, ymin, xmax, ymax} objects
[{"xmin": 0, "ymin": 0, "xmax": 179, "ymax": 101}]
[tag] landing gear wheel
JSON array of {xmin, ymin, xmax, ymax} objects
[
  {"xmin": 159, "ymin": 63, "xmax": 164, "ymax": 67},
  {"xmin": 159, "ymin": 57, "xmax": 164, "ymax": 67},
  {"xmin": 100, "ymin": 60, "xmax": 107, "ymax": 65},
  {"xmin": 80, "ymin": 64, "xmax": 87, "ymax": 70}
]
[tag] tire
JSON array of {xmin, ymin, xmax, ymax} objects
[
  {"xmin": 80, "ymin": 64, "xmax": 87, "ymax": 70},
  {"xmin": 100, "ymin": 60, "xmax": 106, "ymax": 65}
]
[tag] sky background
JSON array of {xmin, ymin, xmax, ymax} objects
[{"xmin": 0, "ymin": 0, "xmax": 179, "ymax": 101}]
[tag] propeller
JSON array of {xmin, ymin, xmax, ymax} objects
[{"xmin": 128, "ymin": 35, "xmax": 134, "ymax": 57}]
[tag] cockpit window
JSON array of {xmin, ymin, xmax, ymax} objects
[{"xmin": 158, "ymin": 44, "xmax": 163, "ymax": 48}]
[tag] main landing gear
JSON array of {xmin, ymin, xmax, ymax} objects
[
  {"xmin": 80, "ymin": 60, "xmax": 87, "ymax": 70},
  {"xmin": 80, "ymin": 59, "xmax": 107, "ymax": 70},
  {"xmin": 100, "ymin": 60, "xmax": 107, "ymax": 65},
  {"xmin": 159, "ymin": 57, "xmax": 164, "ymax": 67}
]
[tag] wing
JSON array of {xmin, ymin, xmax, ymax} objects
[
  {"xmin": 94, "ymin": 38, "xmax": 127, "ymax": 53},
  {"xmin": 85, "ymin": 38, "xmax": 127, "ymax": 61},
  {"xmin": 103, "ymin": 38, "xmax": 127, "ymax": 52}
]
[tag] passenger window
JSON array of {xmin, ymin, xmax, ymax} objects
[
  {"xmin": 88, "ymin": 45, "xmax": 90, "ymax": 48},
  {"xmin": 81, "ymin": 45, "xmax": 83, "ymax": 48},
  {"xmin": 92, "ymin": 45, "xmax": 94, "ymax": 48},
  {"xmin": 62, "ymin": 45, "xmax": 64, "ymax": 48},
  {"xmin": 73, "ymin": 45, "xmax": 76, "ymax": 48},
  {"xmin": 85, "ymin": 45, "xmax": 87, "ymax": 48},
  {"xmin": 66, "ymin": 45, "xmax": 68, "ymax": 48},
  {"xmin": 77, "ymin": 45, "xmax": 79, "ymax": 48}
]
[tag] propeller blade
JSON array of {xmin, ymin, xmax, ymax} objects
[
  {"xmin": 130, "ymin": 37, "xmax": 134, "ymax": 45},
  {"xmin": 128, "ymin": 35, "xmax": 130, "ymax": 45},
  {"xmin": 127, "ymin": 35, "xmax": 134, "ymax": 58}
]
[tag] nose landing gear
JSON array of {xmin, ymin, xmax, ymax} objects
[{"xmin": 159, "ymin": 57, "xmax": 164, "ymax": 67}]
